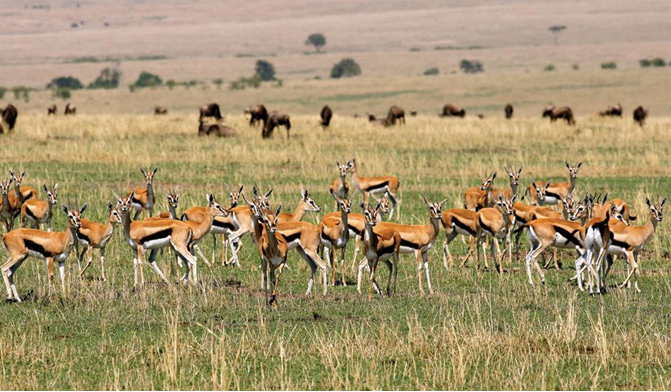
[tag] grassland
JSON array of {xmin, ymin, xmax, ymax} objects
[{"xmin": 0, "ymin": 115, "xmax": 669, "ymax": 389}]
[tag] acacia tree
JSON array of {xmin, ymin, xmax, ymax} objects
[
  {"xmin": 305, "ymin": 33, "xmax": 326, "ymax": 53},
  {"xmin": 548, "ymin": 25, "xmax": 566, "ymax": 46}
]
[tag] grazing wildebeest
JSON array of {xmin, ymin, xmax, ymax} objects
[
  {"xmin": 154, "ymin": 106, "xmax": 168, "ymax": 115},
  {"xmin": 263, "ymin": 111, "xmax": 291, "ymax": 139},
  {"xmin": 542, "ymin": 105, "xmax": 575, "ymax": 125},
  {"xmin": 441, "ymin": 104, "xmax": 466, "ymax": 117},
  {"xmin": 0, "ymin": 104, "xmax": 18, "ymax": 133},
  {"xmin": 633, "ymin": 106, "xmax": 648, "ymax": 127},
  {"xmin": 198, "ymin": 121, "xmax": 238, "ymax": 137},
  {"xmin": 244, "ymin": 104, "xmax": 269, "ymax": 127},
  {"xmin": 409, "ymin": 110, "xmax": 417, "ymax": 116},
  {"xmin": 598, "ymin": 103, "xmax": 622, "ymax": 117},
  {"xmin": 200, "ymin": 103, "xmax": 222, "ymax": 121},
  {"xmin": 48, "ymin": 104, "xmax": 58, "ymax": 115},
  {"xmin": 386, "ymin": 105, "xmax": 405, "ymax": 125},
  {"xmin": 64, "ymin": 103, "xmax": 76, "ymax": 115},
  {"xmin": 320, "ymin": 105, "xmax": 333, "ymax": 127},
  {"xmin": 504, "ymin": 104, "xmax": 514, "ymax": 119}
]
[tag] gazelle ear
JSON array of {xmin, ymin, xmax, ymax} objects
[
  {"xmin": 275, "ymin": 205, "xmax": 282, "ymax": 216},
  {"xmin": 491, "ymin": 171, "xmax": 497, "ymax": 180},
  {"xmin": 375, "ymin": 201, "xmax": 382, "ymax": 211},
  {"xmin": 545, "ymin": 180, "xmax": 552, "ymax": 189},
  {"xmin": 253, "ymin": 186, "xmax": 259, "ymax": 197},
  {"xmin": 421, "ymin": 195, "xmax": 431, "ymax": 207},
  {"xmin": 21, "ymin": 171, "xmax": 26, "ymax": 178},
  {"xmin": 301, "ymin": 189, "xmax": 308, "ymax": 199},
  {"xmin": 140, "ymin": 167, "xmax": 146, "ymax": 176},
  {"xmin": 265, "ymin": 189, "xmax": 273, "ymax": 198},
  {"xmin": 54, "ymin": 183, "xmax": 58, "ymax": 190},
  {"xmin": 439, "ymin": 197, "xmax": 448, "ymax": 207},
  {"xmin": 329, "ymin": 189, "xmax": 337, "ymax": 199},
  {"xmin": 577, "ymin": 162, "xmax": 583, "ymax": 169},
  {"xmin": 565, "ymin": 161, "xmax": 570, "ymax": 169},
  {"xmin": 208, "ymin": 193, "xmax": 215, "ymax": 204},
  {"xmin": 335, "ymin": 159, "xmax": 340, "ymax": 167},
  {"xmin": 238, "ymin": 185, "xmax": 244, "ymax": 194},
  {"xmin": 108, "ymin": 202, "xmax": 113, "ymax": 211},
  {"xmin": 153, "ymin": 168, "xmax": 158, "ymax": 175},
  {"xmin": 129, "ymin": 189, "xmax": 136, "ymax": 200},
  {"xmin": 62, "ymin": 204, "xmax": 69, "ymax": 214},
  {"xmin": 661, "ymin": 197, "xmax": 667, "ymax": 209},
  {"xmin": 112, "ymin": 191, "xmax": 122, "ymax": 203},
  {"xmin": 518, "ymin": 165, "xmax": 523, "ymax": 174},
  {"xmin": 511, "ymin": 195, "xmax": 517, "ymax": 203},
  {"xmin": 645, "ymin": 197, "xmax": 652, "ymax": 207},
  {"xmin": 43, "ymin": 184, "xmax": 48, "ymax": 192},
  {"xmin": 602, "ymin": 192, "xmax": 609, "ymax": 204},
  {"xmin": 359, "ymin": 202, "xmax": 366, "ymax": 210},
  {"xmin": 80, "ymin": 204, "xmax": 88, "ymax": 215}
]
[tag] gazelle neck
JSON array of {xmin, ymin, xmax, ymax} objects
[
  {"xmin": 1, "ymin": 192, "xmax": 11, "ymax": 213},
  {"xmin": 569, "ymin": 175, "xmax": 576, "ymax": 193},
  {"xmin": 510, "ymin": 182, "xmax": 518, "ymax": 199},
  {"xmin": 363, "ymin": 222, "xmax": 377, "ymax": 248},
  {"xmin": 168, "ymin": 204, "xmax": 178, "ymax": 219},
  {"xmin": 339, "ymin": 209, "xmax": 350, "ymax": 242},
  {"xmin": 146, "ymin": 183, "xmax": 154, "ymax": 205},
  {"xmin": 265, "ymin": 229, "xmax": 282, "ymax": 257},
  {"xmin": 13, "ymin": 185, "xmax": 24, "ymax": 203},
  {"xmin": 120, "ymin": 210, "xmax": 133, "ymax": 241}
]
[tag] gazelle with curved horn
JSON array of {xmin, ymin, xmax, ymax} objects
[
  {"xmin": 463, "ymin": 171, "xmax": 497, "ymax": 211},
  {"xmin": 179, "ymin": 193, "xmax": 230, "ymax": 268},
  {"xmin": 20, "ymin": 184, "xmax": 58, "ymax": 231},
  {"xmin": 127, "ymin": 168, "xmax": 157, "ymax": 220},
  {"xmin": 318, "ymin": 190, "xmax": 352, "ymax": 286},
  {"xmin": 77, "ymin": 203, "xmax": 123, "ymax": 281},
  {"xmin": 360, "ymin": 202, "xmax": 401, "ymax": 299},
  {"xmin": 523, "ymin": 162, "xmax": 582, "ymax": 206},
  {"xmin": 475, "ymin": 195, "xmax": 515, "ymax": 273},
  {"xmin": 330, "ymin": 160, "xmax": 352, "ymax": 211},
  {"xmin": 8, "ymin": 170, "xmax": 37, "ymax": 212},
  {"xmin": 257, "ymin": 205, "xmax": 289, "ymax": 308},
  {"xmin": 349, "ymin": 158, "xmax": 400, "ymax": 219}
]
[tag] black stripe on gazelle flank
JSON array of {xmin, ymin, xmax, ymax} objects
[
  {"xmin": 283, "ymin": 232, "xmax": 301, "ymax": 244},
  {"xmin": 400, "ymin": 238, "xmax": 419, "ymax": 250},
  {"xmin": 212, "ymin": 220, "xmax": 236, "ymax": 231},
  {"xmin": 76, "ymin": 231, "xmax": 91, "ymax": 245},
  {"xmin": 552, "ymin": 225, "xmax": 582, "ymax": 247},
  {"xmin": 365, "ymin": 181, "xmax": 389, "ymax": 192},
  {"xmin": 478, "ymin": 217, "xmax": 493, "ymax": 235},
  {"xmin": 140, "ymin": 228, "xmax": 172, "ymax": 245},
  {"xmin": 453, "ymin": 217, "xmax": 476, "ymax": 236},
  {"xmin": 24, "ymin": 239, "xmax": 51, "ymax": 257},
  {"xmin": 545, "ymin": 190, "xmax": 562, "ymax": 200},
  {"xmin": 25, "ymin": 207, "xmax": 37, "ymax": 220}
]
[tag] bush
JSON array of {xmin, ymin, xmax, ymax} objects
[
  {"xmin": 213, "ymin": 78, "xmax": 223, "ymax": 89},
  {"xmin": 229, "ymin": 75, "xmax": 263, "ymax": 91},
  {"xmin": 166, "ymin": 80, "xmax": 176, "ymax": 90},
  {"xmin": 0, "ymin": 87, "xmax": 6, "ymax": 99},
  {"xmin": 305, "ymin": 33, "xmax": 326, "ymax": 52},
  {"xmin": 12, "ymin": 86, "xmax": 30, "ymax": 102},
  {"xmin": 423, "ymin": 67, "xmax": 439, "ymax": 76},
  {"xmin": 255, "ymin": 60, "xmax": 276, "ymax": 81},
  {"xmin": 460, "ymin": 59, "xmax": 484, "ymax": 74},
  {"xmin": 47, "ymin": 76, "xmax": 83, "ymax": 90},
  {"xmin": 572, "ymin": 64, "xmax": 580, "ymax": 70},
  {"xmin": 639, "ymin": 59, "xmax": 652, "ymax": 68},
  {"xmin": 409, "ymin": 47, "xmax": 421, "ymax": 52},
  {"xmin": 88, "ymin": 67, "xmax": 121, "ymax": 89},
  {"xmin": 133, "ymin": 71, "xmax": 162, "ymax": 88},
  {"xmin": 331, "ymin": 58, "xmax": 361, "ymax": 78},
  {"xmin": 651, "ymin": 57, "xmax": 666, "ymax": 67},
  {"xmin": 52, "ymin": 88, "xmax": 71, "ymax": 99},
  {"xmin": 544, "ymin": 64, "xmax": 556, "ymax": 72},
  {"xmin": 601, "ymin": 61, "xmax": 617, "ymax": 70}
]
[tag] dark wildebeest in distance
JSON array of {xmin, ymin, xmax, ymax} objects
[
  {"xmin": 263, "ymin": 112, "xmax": 291, "ymax": 139},
  {"xmin": 200, "ymin": 103, "xmax": 223, "ymax": 121},
  {"xmin": 409, "ymin": 110, "xmax": 417, "ymax": 116},
  {"xmin": 244, "ymin": 104, "xmax": 269, "ymax": 127},
  {"xmin": 504, "ymin": 104, "xmax": 513, "ymax": 119},
  {"xmin": 198, "ymin": 121, "xmax": 238, "ymax": 138},
  {"xmin": 47, "ymin": 104, "xmax": 58, "ymax": 116},
  {"xmin": 0, "ymin": 104, "xmax": 18, "ymax": 133},
  {"xmin": 64, "ymin": 103, "xmax": 76, "ymax": 115},
  {"xmin": 476, "ymin": 114, "xmax": 485, "ymax": 119},
  {"xmin": 320, "ymin": 105, "xmax": 333, "ymax": 127},
  {"xmin": 441, "ymin": 104, "xmax": 466, "ymax": 117},
  {"xmin": 154, "ymin": 106, "xmax": 168, "ymax": 115},
  {"xmin": 598, "ymin": 103, "xmax": 622, "ymax": 117},
  {"xmin": 386, "ymin": 105, "xmax": 405, "ymax": 125},
  {"xmin": 542, "ymin": 105, "xmax": 575, "ymax": 125},
  {"xmin": 633, "ymin": 106, "xmax": 648, "ymax": 127}
]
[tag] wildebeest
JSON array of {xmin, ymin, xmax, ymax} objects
[
  {"xmin": 263, "ymin": 111, "xmax": 291, "ymax": 139},
  {"xmin": 476, "ymin": 114, "xmax": 485, "ymax": 119},
  {"xmin": 367, "ymin": 114, "xmax": 391, "ymax": 127},
  {"xmin": 633, "ymin": 106, "xmax": 648, "ymax": 127},
  {"xmin": 598, "ymin": 103, "xmax": 622, "ymax": 117},
  {"xmin": 542, "ymin": 105, "xmax": 575, "ymax": 125},
  {"xmin": 441, "ymin": 104, "xmax": 466, "ymax": 117},
  {"xmin": 386, "ymin": 105, "xmax": 405, "ymax": 125},
  {"xmin": 244, "ymin": 104, "xmax": 269, "ymax": 127},
  {"xmin": 154, "ymin": 106, "xmax": 168, "ymax": 115},
  {"xmin": 504, "ymin": 104, "xmax": 513, "ymax": 119},
  {"xmin": 320, "ymin": 105, "xmax": 332, "ymax": 127},
  {"xmin": 64, "ymin": 103, "xmax": 76, "ymax": 115},
  {"xmin": 200, "ymin": 103, "xmax": 222, "ymax": 121},
  {"xmin": 48, "ymin": 104, "xmax": 58, "ymax": 116},
  {"xmin": 198, "ymin": 121, "xmax": 238, "ymax": 137},
  {"xmin": 0, "ymin": 104, "xmax": 18, "ymax": 133}
]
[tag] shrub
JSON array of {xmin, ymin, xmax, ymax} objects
[
  {"xmin": 12, "ymin": 87, "xmax": 29, "ymax": 103},
  {"xmin": 228, "ymin": 75, "xmax": 263, "ymax": 91},
  {"xmin": 601, "ymin": 61, "xmax": 617, "ymax": 70},
  {"xmin": 166, "ymin": 79, "xmax": 176, "ymax": 90},
  {"xmin": 213, "ymin": 78, "xmax": 223, "ymax": 89},
  {"xmin": 423, "ymin": 67, "xmax": 439, "ymax": 76},
  {"xmin": 305, "ymin": 33, "xmax": 326, "ymax": 53},
  {"xmin": 0, "ymin": 87, "xmax": 6, "ymax": 99},
  {"xmin": 52, "ymin": 88, "xmax": 71, "ymax": 99},
  {"xmin": 331, "ymin": 58, "xmax": 361, "ymax": 78},
  {"xmin": 47, "ymin": 76, "xmax": 83, "ymax": 90},
  {"xmin": 255, "ymin": 60, "xmax": 275, "ymax": 81},
  {"xmin": 88, "ymin": 67, "xmax": 121, "ymax": 89},
  {"xmin": 651, "ymin": 57, "xmax": 666, "ymax": 67},
  {"xmin": 544, "ymin": 64, "xmax": 556, "ymax": 72},
  {"xmin": 572, "ymin": 64, "xmax": 580, "ymax": 70},
  {"xmin": 133, "ymin": 71, "xmax": 162, "ymax": 88},
  {"xmin": 460, "ymin": 59, "xmax": 483, "ymax": 74},
  {"xmin": 639, "ymin": 59, "xmax": 652, "ymax": 68},
  {"xmin": 409, "ymin": 47, "xmax": 421, "ymax": 52}
]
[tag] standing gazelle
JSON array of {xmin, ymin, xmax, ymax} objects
[
  {"xmin": 330, "ymin": 160, "xmax": 351, "ymax": 211},
  {"xmin": 127, "ymin": 168, "xmax": 157, "ymax": 220},
  {"xmin": 524, "ymin": 162, "xmax": 582, "ymax": 206},
  {"xmin": 257, "ymin": 206, "xmax": 289, "ymax": 307},
  {"xmin": 0, "ymin": 179, "xmax": 18, "ymax": 232},
  {"xmin": 179, "ymin": 193, "xmax": 230, "ymax": 268},
  {"xmin": 361, "ymin": 202, "xmax": 401, "ymax": 298},
  {"xmin": 318, "ymin": 190, "xmax": 352, "ymax": 286},
  {"xmin": 8, "ymin": 170, "xmax": 37, "ymax": 211},
  {"xmin": 463, "ymin": 172, "xmax": 497, "ymax": 211},
  {"xmin": 475, "ymin": 195, "xmax": 515, "ymax": 273},
  {"xmin": 494, "ymin": 165, "xmax": 523, "ymax": 200},
  {"xmin": 1, "ymin": 204, "xmax": 84, "ymax": 302},
  {"xmin": 350, "ymin": 158, "xmax": 400, "ymax": 219},
  {"xmin": 21, "ymin": 184, "xmax": 58, "ymax": 231},
  {"xmin": 77, "ymin": 203, "xmax": 122, "ymax": 281}
]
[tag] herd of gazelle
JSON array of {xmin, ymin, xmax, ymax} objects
[{"xmin": 0, "ymin": 159, "xmax": 665, "ymax": 305}]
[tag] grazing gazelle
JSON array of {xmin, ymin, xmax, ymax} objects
[
  {"xmin": 330, "ymin": 160, "xmax": 351, "ymax": 211},
  {"xmin": 349, "ymin": 158, "xmax": 400, "ymax": 219},
  {"xmin": 318, "ymin": 190, "xmax": 352, "ymax": 286},
  {"xmin": 475, "ymin": 195, "xmax": 515, "ymax": 273},
  {"xmin": 1, "ymin": 204, "xmax": 84, "ymax": 302},
  {"xmin": 77, "ymin": 203, "xmax": 122, "ymax": 281},
  {"xmin": 21, "ymin": 184, "xmax": 58, "ymax": 231},
  {"xmin": 179, "ymin": 193, "xmax": 230, "ymax": 268},
  {"xmin": 357, "ymin": 196, "xmax": 445, "ymax": 295},
  {"xmin": 524, "ymin": 162, "xmax": 582, "ymax": 206},
  {"xmin": 127, "ymin": 168, "xmax": 157, "ymax": 220},
  {"xmin": 114, "ymin": 190, "xmax": 197, "ymax": 288},
  {"xmin": 257, "ymin": 206, "xmax": 289, "ymax": 308},
  {"xmin": 360, "ymin": 202, "xmax": 401, "ymax": 298},
  {"xmin": 463, "ymin": 171, "xmax": 497, "ymax": 211}
]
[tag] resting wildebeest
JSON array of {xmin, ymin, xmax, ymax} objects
[
  {"xmin": 64, "ymin": 103, "xmax": 76, "ymax": 115},
  {"xmin": 154, "ymin": 106, "xmax": 168, "ymax": 115},
  {"xmin": 48, "ymin": 104, "xmax": 58, "ymax": 116},
  {"xmin": 504, "ymin": 104, "xmax": 513, "ymax": 119},
  {"xmin": 542, "ymin": 105, "xmax": 575, "ymax": 125},
  {"xmin": 200, "ymin": 103, "xmax": 222, "ymax": 121},
  {"xmin": 633, "ymin": 106, "xmax": 648, "ymax": 127},
  {"xmin": 598, "ymin": 103, "xmax": 622, "ymax": 117},
  {"xmin": 198, "ymin": 121, "xmax": 238, "ymax": 137},
  {"xmin": 263, "ymin": 111, "xmax": 291, "ymax": 139},
  {"xmin": 367, "ymin": 114, "xmax": 391, "ymax": 127},
  {"xmin": 244, "ymin": 104, "xmax": 268, "ymax": 127},
  {"xmin": 320, "ymin": 105, "xmax": 333, "ymax": 127},
  {"xmin": 441, "ymin": 104, "xmax": 466, "ymax": 117},
  {"xmin": 0, "ymin": 104, "xmax": 18, "ymax": 133},
  {"xmin": 386, "ymin": 105, "xmax": 405, "ymax": 125}
]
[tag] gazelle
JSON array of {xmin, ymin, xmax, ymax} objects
[
  {"xmin": 360, "ymin": 202, "xmax": 401, "ymax": 298},
  {"xmin": 114, "ymin": 190, "xmax": 197, "ymax": 288},
  {"xmin": 1, "ymin": 204, "xmax": 84, "ymax": 302},
  {"xmin": 591, "ymin": 193, "xmax": 637, "ymax": 223},
  {"xmin": 0, "ymin": 179, "xmax": 18, "ymax": 232},
  {"xmin": 318, "ymin": 190, "xmax": 352, "ymax": 286},
  {"xmin": 8, "ymin": 170, "xmax": 37, "ymax": 211},
  {"xmin": 257, "ymin": 206, "xmax": 289, "ymax": 307},
  {"xmin": 20, "ymin": 184, "xmax": 58, "ymax": 231},
  {"xmin": 493, "ymin": 165, "xmax": 523, "ymax": 200},
  {"xmin": 440, "ymin": 207, "xmax": 478, "ymax": 269},
  {"xmin": 475, "ymin": 195, "xmax": 515, "ymax": 273},
  {"xmin": 127, "ymin": 168, "xmax": 157, "ymax": 220},
  {"xmin": 155, "ymin": 191, "xmax": 179, "ymax": 219},
  {"xmin": 330, "ymin": 160, "xmax": 351, "ymax": 211},
  {"xmin": 357, "ymin": 196, "xmax": 445, "ymax": 295},
  {"xmin": 463, "ymin": 171, "xmax": 497, "ymax": 211},
  {"xmin": 349, "ymin": 158, "xmax": 400, "ymax": 219},
  {"xmin": 179, "ymin": 193, "xmax": 230, "ymax": 268},
  {"xmin": 210, "ymin": 186, "xmax": 244, "ymax": 266},
  {"xmin": 223, "ymin": 188, "xmax": 274, "ymax": 266},
  {"xmin": 77, "ymin": 203, "xmax": 122, "ymax": 281},
  {"xmin": 274, "ymin": 189, "xmax": 321, "ymax": 223},
  {"xmin": 524, "ymin": 162, "xmax": 582, "ymax": 206}
]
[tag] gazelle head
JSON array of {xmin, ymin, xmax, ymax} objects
[
  {"xmin": 496, "ymin": 194, "xmax": 515, "ymax": 215},
  {"xmin": 372, "ymin": 193, "xmax": 390, "ymax": 217},
  {"xmin": 645, "ymin": 197, "xmax": 666, "ymax": 222},
  {"xmin": 532, "ymin": 180, "xmax": 552, "ymax": 201},
  {"xmin": 113, "ymin": 190, "xmax": 134, "ymax": 214},
  {"xmin": 569, "ymin": 196, "xmax": 590, "ymax": 222},
  {"xmin": 301, "ymin": 189, "xmax": 321, "ymax": 213},
  {"xmin": 108, "ymin": 202, "xmax": 123, "ymax": 225},
  {"xmin": 167, "ymin": 191, "xmax": 179, "ymax": 210},
  {"xmin": 565, "ymin": 162, "xmax": 583, "ymax": 179},
  {"xmin": 348, "ymin": 158, "xmax": 357, "ymax": 173},
  {"xmin": 480, "ymin": 172, "xmax": 497, "ymax": 191},
  {"xmin": 335, "ymin": 160, "xmax": 353, "ymax": 178},
  {"xmin": 206, "ymin": 193, "xmax": 230, "ymax": 218},
  {"xmin": 361, "ymin": 202, "xmax": 380, "ymax": 227},
  {"xmin": 330, "ymin": 189, "xmax": 351, "ymax": 213},
  {"xmin": 9, "ymin": 170, "xmax": 25, "ymax": 189},
  {"xmin": 252, "ymin": 186, "xmax": 273, "ymax": 210},
  {"xmin": 228, "ymin": 185, "xmax": 244, "ymax": 208},
  {"xmin": 422, "ymin": 195, "xmax": 447, "ymax": 220},
  {"xmin": 140, "ymin": 167, "xmax": 158, "ymax": 185},
  {"xmin": 609, "ymin": 203, "xmax": 627, "ymax": 225},
  {"xmin": 43, "ymin": 184, "xmax": 58, "ymax": 205},
  {"xmin": 260, "ymin": 206, "xmax": 282, "ymax": 234},
  {"xmin": 505, "ymin": 165, "xmax": 523, "ymax": 187},
  {"xmin": 0, "ymin": 178, "xmax": 13, "ymax": 195},
  {"xmin": 62, "ymin": 203, "xmax": 85, "ymax": 229}
]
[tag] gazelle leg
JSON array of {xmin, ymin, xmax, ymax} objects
[
  {"xmin": 368, "ymin": 260, "xmax": 377, "ymax": 300},
  {"xmin": 58, "ymin": 261, "xmax": 66, "ymax": 296},
  {"xmin": 415, "ymin": 250, "xmax": 424, "ymax": 295},
  {"xmin": 79, "ymin": 245, "xmax": 94, "ymax": 277},
  {"xmin": 356, "ymin": 257, "xmax": 368, "ymax": 294},
  {"xmin": 384, "ymin": 259, "xmax": 393, "ymax": 296},
  {"xmin": 3, "ymin": 256, "xmax": 26, "ymax": 302},
  {"xmin": 47, "ymin": 257, "xmax": 54, "ymax": 295},
  {"xmin": 100, "ymin": 248, "xmax": 107, "ymax": 281},
  {"xmin": 422, "ymin": 251, "xmax": 433, "ymax": 294},
  {"xmin": 340, "ymin": 247, "xmax": 347, "ymax": 286},
  {"xmin": 194, "ymin": 244, "xmax": 212, "ymax": 268}
]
